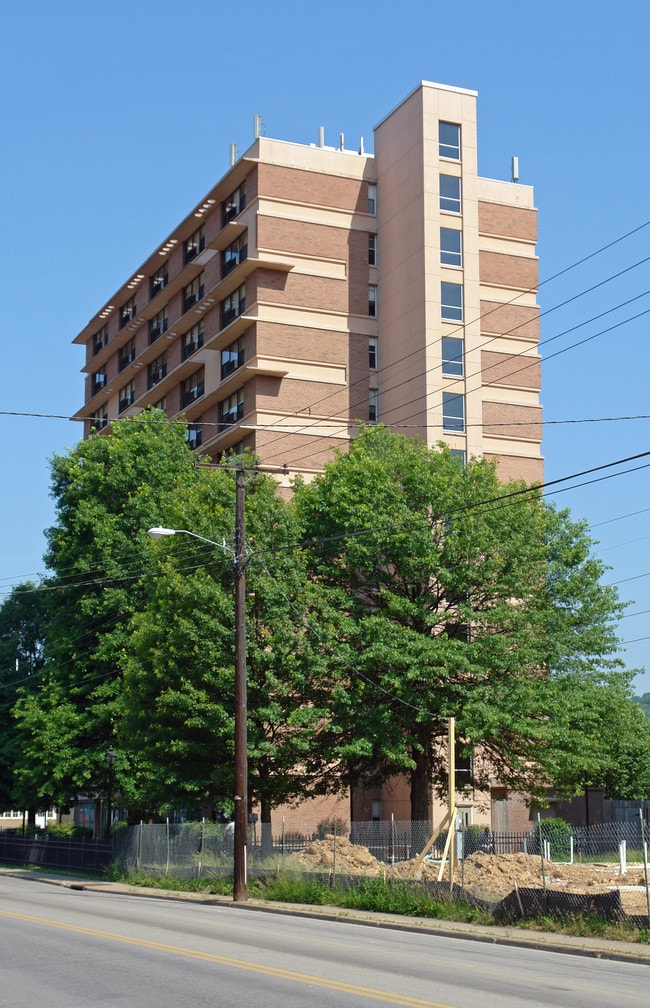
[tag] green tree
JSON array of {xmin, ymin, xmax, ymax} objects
[
  {"xmin": 12, "ymin": 411, "xmax": 199, "ymax": 818},
  {"xmin": 120, "ymin": 464, "xmax": 338, "ymax": 841},
  {"xmin": 296, "ymin": 425, "xmax": 631, "ymax": 820},
  {"xmin": 634, "ymin": 692, "xmax": 650, "ymax": 720},
  {"xmin": 0, "ymin": 583, "xmax": 48, "ymax": 811}
]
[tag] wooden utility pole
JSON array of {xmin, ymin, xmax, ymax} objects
[{"xmin": 233, "ymin": 465, "xmax": 248, "ymax": 902}]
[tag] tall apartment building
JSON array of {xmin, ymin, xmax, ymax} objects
[{"xmin": 73, "ymin": 82, "xmax": 541, "ymax": 485}]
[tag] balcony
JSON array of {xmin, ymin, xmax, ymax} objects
[
  {"xmin": 149, "ymin": 274, "xmax": 168, "ymax": 300},
  {"xmin": 148, "ymin": 366, "xmax": 167, "ymax": 389},
  {"xmin": 118, "ymin": 349, "xmax": 136, "ymax": 372},
  {"xmin": 149, "ymin": 318, "xmax": 168, "ymax": 344},
  {"xmin": 181, "ymin": 380, "xmax": 205, "ymax": 409},
  {"xmin": 222, "ymin": 192, "xmax": 246, "ymax": 227}
]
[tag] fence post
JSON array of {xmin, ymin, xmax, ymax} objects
[
  {"xmin": 165, "ymin": 817, "xmax": 170, "ymax": 877},
  {"xmin": 281, "ymin": 816, "xmax": 285, "ymax": 857},
  {"xmin": 390, "ymin": 814, "xmax": 395, "ymax": 880},
  {"xmin": 640, "ymin": 810, "xmax": 650, "ymax": 921},
  {"xmin": 619, "ymin": 839, "xmax": 627, "ymax": 877},
  {"xmin": 137, "ymin": 821, "xmax": 142, "ymax": 872},
  {"xmin": 537, "ymin": 814, "xmax": 547, "ymax": 895},
  {"xmin": 332, "ymin": 816, "xmax": 337, "ymax": 886},
  {"xmin": 198, "ymin": 818, "xmax": 204, "ymax": 879}
]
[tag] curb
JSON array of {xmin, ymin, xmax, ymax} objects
[{"xmin": 12, "ymin": 870, "xmax": 650, "ymax": 966}]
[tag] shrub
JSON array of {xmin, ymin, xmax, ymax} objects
[
  {"xmin": 45, "ymin": 823, "xmax": 93, "ymax": 839},
  {"xmin": 533, "ymin": 818, "xmax": 572, "ymax": 860}
]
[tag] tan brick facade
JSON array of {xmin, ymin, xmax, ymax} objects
[{"xmin": 75, "ymin": 80, "xmax": 541, "ymax": 502}]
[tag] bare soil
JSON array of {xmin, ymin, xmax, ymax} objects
[{"xmin": 289, "ymin": 836, "xmax": 650, "ymax": 915}]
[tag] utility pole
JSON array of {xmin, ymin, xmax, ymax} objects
[{"xmin": 233, "ymin": 465, "xmax": 248, "ymax": 902}]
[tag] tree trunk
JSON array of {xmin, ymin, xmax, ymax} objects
[
  {"xmin": 259, "ymin": 795, "xmax": 273, "ymax": 854},
  {"xmin": 409, "ymin": 732, "xmax": 432, "ymax": 852}
]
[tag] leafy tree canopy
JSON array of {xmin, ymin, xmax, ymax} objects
[
  {"xmin": 119, "ymin": 462, "xmax": 340, "ymax": 831},
  {"xmin": 295, "ymin": 426, "xmax": 636, "ymax": 818},
  {"xmin": 12, "ymin": 410, "xmax": 199, "ymax": 809}
]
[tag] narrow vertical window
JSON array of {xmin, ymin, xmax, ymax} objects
[
  {"xmin": 442, "ymin": 336, "xmax": 464, "ymax": 377},
  {"xmin": 368, "ymin": 184, "xmax": 377, "ymax": 215},
  {"xmin": 441, "ymin": 282, "xmax": 463, "ymax": 322},
  {"xmin": 369, "ymin": 388, "xmax": 378, "ymax": 422},
  {"xmin": 368, "ymin": 233, "xmax": 377, "ymax": 266},
  {"xmin": 439, "ymin": 122, "xmax": 461, "ymax": 160},
  {"xmin": 440, "ymin": 227, "xmax": 462, "ymax": 267},
  {"xmin": 369, "ymin": 337, "xmax": 378, "ymax": 370},
  {"xmin": 368, "ymin": 285, "xmax": 378, "ymax": 317},
  {"xmin": 440, "ymin": 175, "xmax": 462, "ymax": 214},
  {"xmin": 443, "ymin": 392, "xmax": 465, "ymax": 433}
]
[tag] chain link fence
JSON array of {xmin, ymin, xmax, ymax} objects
[
  {"xmin": 112, "ymin": 816, "xmax": 650, "ymax": 872},
  {"xmin": 111, "ymin": 817, "xmax": 650, "ymax": 926}
]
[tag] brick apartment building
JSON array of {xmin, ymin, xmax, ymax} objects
[
  {"xmin": 72, "ymin": 80, "xmax": 541, "ymax": 830},
  {"xmin": 73, "ymin": 80, "xmax": 541, "ymax": 490}
]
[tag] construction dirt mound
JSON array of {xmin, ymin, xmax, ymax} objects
[{"xmin": 288, "ymin": 837, "xmax": 650, "ymax": 916}]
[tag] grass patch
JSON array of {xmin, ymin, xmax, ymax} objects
[
  {"xmin": 519, "ymin": 912, "xmax": 650, "ymax": 944},
  {"xmin": 104, "ymin": 866, "xmax": 650, "ymax": 943}
]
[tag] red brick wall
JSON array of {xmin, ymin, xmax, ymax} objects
[
  {"xmin": 483, "ymin": 401, "xmax": 542, "ymax": 441},
  {"xmin": 480, "ymin": 300, "xmax": 540, "ymax": 341},
  {"xmin": 257, "ymin": 163, "xmax": 365, "ymax": 213},
  {"xmin": 485, "ymin": 453, "xmax": 544, "ymax": 484},
  {"xmin": 480, "ymin": 250, "xmax": 538, "ymax": 291},
  {"xmin": 478, "ymin": 202, "xmax": 537, "ymax": 242},
  {"xmin": 481, "ymin": 350, "xmax": 541, "ymax": 391}
]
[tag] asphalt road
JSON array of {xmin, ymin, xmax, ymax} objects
[{"xmin": 1, "ymin": 874, "xmax": 648, "ymax": 1008}]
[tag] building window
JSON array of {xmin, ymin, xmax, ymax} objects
[
  {"xmin": 118, "ymin": 380, "xmax": 135, "ymax": 413},
  {"xmin": 150, "ymin": 263, "xmax": 168, "ymax": 299},
  {"xmin": 441, "ymin": 227, "xmax": 462, "ymax": 267},
  {"xmin": 450, "ymin": 448, "xmax": 466, "ymax": 466},
  {"xmin": 118, "ymin": 337, "xmax": 136, "ymax": 372},
  {"xmin": 222, "ymin": 232, "xmax": 248, "ymax": 277},
  {"xmin": 441, "ymin": 281, "xmax": 463, "ymax": 322},
  {"xmin": 367, "ymin": 184, "xmax": 377, "ymax": 215},
  {"xmin": 183, "ymin": 225, "xmax": 205, "ymax": 265},
  {"xmin": 368, "ymin": 285, "xmax": 378, "ymax": 317},
  {"xmin": 181, "ymin": 367, "xmax": 205, "ymax": 408},
  {"xmin": 182, "ymin": 272, "xmax": 205, "ymax": 314},
  {"xmin": 148, "ymin": 352, "xmax": 167, "ymax": 389},
  {"xmin": 149, "ymin": 308, "xmax": 168, "ymax": 343},
  {"xmin": 91, "ymin": 371, "xmax": 107, "ymax": 395},
  {"xmin": 93, "ymin": 324, "xmax": 109, "ymax": 356},
  {"xmin": 219, "ymin": 389, "xmax": 244, "ymax": 430},
  {"xmin": 222, "ymin": 183, "xmax": 246, "ymax": 226},
  {"xmin": 439, "ymin": 122, "xmax": 461, "ymax": 160},
  {"xmin": 369, "ymin": 388, "xmax": 378, "ymax": 422},
  {"xmin": 221, "ymin": 338, "xmax": 244, "ymax": 380},
  {"xmin": 440, "ymin": 174, "xmax": 462, "ymax": 214},
  {"xmin": 221, "ymin": 284, "xmax": 246, "ymax": 328},
  {"xmin": 153, "ymin": 396, "xmax": 166, "ymax": 412},
  {"xmin": 443, "ymin": 392, "xmax": 465, "ymax": 433},
  {"xmin": 442, "ymin": 336, "xmax": 464, "ymax": 377},
  {"xmin": 182, "ymin": 322, "xmax": 204, "ymax": 360},
  {"xmin": 369, "ymin": 337, "xmax": 378, "ymax": 370},
  {"xmin": 120, "ymin": 297, "xmax": 137, "ymax": 329},
  {"xmin": 187, "ymin": 421, "xmax": 203, "ymax": 450},
  {"xmin": 95, "ymin": 404, "xmax": 109, "ymax": 430},
  {"xmin": 368, "ymin": 233, "xmax": 377, "ymax": 266}
]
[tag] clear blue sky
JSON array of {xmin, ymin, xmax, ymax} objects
[{"xmin": 2, "ymin": 1, "xmax": 649, "ymax": 691}]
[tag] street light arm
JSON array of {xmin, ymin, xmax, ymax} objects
[
  {"xmin": 147, "ymin": 527, "xmax": 231, "ymax": 557},
  {"xmin": 146, "ymin": 515, "xmax": 249, "ymax": 901}
]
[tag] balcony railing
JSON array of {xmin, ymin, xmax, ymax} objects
[{"xmin": 181, "ymin": 382, "xmax": 205, "ymax": 408}]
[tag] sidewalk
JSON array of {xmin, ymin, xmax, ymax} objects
[{"xmin": 5, "ymin": 867, "xmax": 650, "ymax": 966}]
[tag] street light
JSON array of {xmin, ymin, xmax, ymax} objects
[
  {"xmin": 148, "ymin": 480, "xmax": 248, "ymax": 902},
  {"xmin": 105, "ymin": 747, "xmax": 117, "ymax": 839}
]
